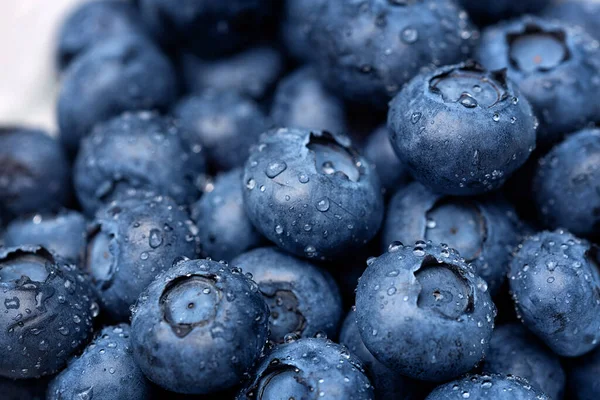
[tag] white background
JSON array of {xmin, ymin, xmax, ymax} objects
[{"xmin": 0, "ymin": 0, "xmax": 87, "ymax": 133}]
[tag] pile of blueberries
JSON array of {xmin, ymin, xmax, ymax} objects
[{"xmin": 2, "ymin": 0, "xmax": 600, "ymax": 399}]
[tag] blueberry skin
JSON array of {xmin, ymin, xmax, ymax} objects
[
  {"xmin": 281, "ymin": 0, "xmax": 326, "ymax": 61},
  {"xmin": 56, "ymin": 0, "xmax": 148, "ymax": 69},
  {"xmin": 57, "ymin": 36, "xmax": 177, "ymax": 155},
  {"xmin": 271, "ymin": 67, "xmax": 347, "ymax": 134},
  {"xmin": 340, "ymin": 311, "xmax": 421, "ymax": 400},
  {"xmin": 482, "ymin": 323, "xmax": 565, "ymax": 399},
  {"xmin": 542, "ymin": 0, "xmax": 600, "ymax": 41},
  {"xmin": 0, "ymin": 245, "xmax": 98, "ymax": 379},
  {"xmin": 533, "ymin": 128, "xmax": 600, "ymax": 238},
  {"xmin": 191, "ymin": 169, "xmax": 264, "ymax": 262},
  {"xmin": 355, "ymin": 241, "xmax": 496, "ymax": 381},
  {"xmin": 237, "ymin": 338, "xmax": 374, "ymax": 400},
  {"xmin": 131, "ymin": 258, "xmax": 269, "ymax": 394},
  {"xmin": 74, "ymin": 111, "xmax": 206, "ymax": 216},
  {"xmin": 173, "ymin": 90, "xmax": 269, "ymax": 172},
  {"xmin": 47, "ymin": 324, "xmax": 153, "ymax": 400},
  {"xmin": 231, "ymin": 247, "xmax": 342, "ymax": 343},
  {"xmin": 363, "ymin": 125, "xmax": 410, "ymax": 194},
  {"xmin": 426, "ymin": 374, "xmax": 550, "ymax": 400},
  {"xmin": 382, "ymin": 182, "xmax": 520, "ymax": 296},
  {"xmin": 459, "ymin": 0, "xmax": 551, "ymax": 25},
  {"xmin": 567, "ymin": 346, "xmax": 600, "ymax": 400},
  {"xmin": 388, "ymin": 61, "xmax": 537, "ymax": 196},
  {"xmin": 509, "ymin": 230, "xmax": 600, "ymax": 356},
  {"xmin": 243, "ymin": 128, "xmax": 384, "ymax": 260},
  {"xmin": 476, "ymin": 16, "xmax": 600, "ymax": 145},
  {"xmin": 4, "ymin": 211, "xmax": 87, "ymax": 266},
  {"xmin": 138, "ymin": 0, "xmax": 275, "ymax": 57},
  {"xmin": 309, "ymin": 0, "xmax": 478, "ymax": 108},
  {"xmin": 87, "ymin": 196, "xmax": 198, "ymax": 321},
  {"xmin": 180, "ymin": 46, "xmax": 284, "ymax": 100},
  {"xmin": 0, "ymin": 128, "xmax": 70, "ymax": 219}
]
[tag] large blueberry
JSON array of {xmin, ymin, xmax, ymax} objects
[
  {"xmin": 237, "ymin": 338, "xmax": 374, "ymax": 399},
  {"xmin": 57, "ymin": 36, "xmax": 177, "ymax": 155},
  {"xmin": 340, "ymin": 311, "xmax": 422, "ymax": 400},
  {"xmin": 388, "ymin": 61, "xmax": 537, "ymax": 195},
  {"xmin": 74, "ymin": 111, "xmax": 206, "ymax": 216},
  {"xmin": 191, "ymin": 169, "xmax": 264, "ymax": 262},
  {"xmin": 131, "ymin": 259, "xmax": 269, "ymax": 394},
  {"xmin": 355, "ymin": 241, "xmax": 495, "ymax": 381},
  {"xmin": 459, "ymin": 0, "xmax": 551, "ymax": 25},
  {"xmin": 4, "ymin": 211, "xmax": 87, "ymax": 266},
  {"xmin": 47, "ymin": 324, "xmax": 153, "ymax": 400},
  {"xmin": 309, "ymin": 0, "xmax": 478, "ymax": 108},
  {"xmin": 243, "ymin": 128, "xmax": 384, "ymax": 260},
  {"xmin": 363, "ymin": 125, "xmax": 410, "ymax": 194},
  {"xmin": 0, "ymin": 246, "xmax": 98, "ymax": 378},
  {"xmin": 271, "ymin": 67, "xmax": 347, "ymax": 134},
  {"xmin": 56, "ymin": 0, "xmax": 148, "ymax": 69},
  {"xmin": 482, "ymin": 323, "xmax": 565, "ymax": 399},
  {"xmin": 426, "ymin": 374, "xmax": 550, "ymax": 399},
  {"xmin": 509, "ymin": 230, "xmax": 600, "ymax": 356},
  {"xmin": 542, "ymin": 0, "xmax": 600, "ymax": 41},
  {"xmin": 180, "ymin": 46, "xmax": 284, "ymax": 101},
  {"xmin": 382, "ymin": 182, "xmax": 521, "ymax": 295},
  {"xmin": 476, "ymin": 16, "xmax": 600, "ymax": 145},
  {"xmin": 567, "ymin": 346, "xmax": 600, "ymax": 400},
  {"xmin": 138, "ymin": 0, "xmax": 275, "ymax": 57},
  {"xmin": 86, "ymin": 196, "xmax": 198, "ymax": 321},
  {"xmin": 173, "ymin": 90, "xmax": 269, "ymax": 172},
  {"xmin": 0, "ymin": 128, "xmax": 70, "ymax": 219},
  {"xmin": 533, "ymin": 128, "xmax": 600, "ymax": 238},
  {"xmin": 231, "ymin": 247, "xmax": 342, "ymax": 343}
]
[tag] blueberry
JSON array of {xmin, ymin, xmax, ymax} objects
[
  {"xmin": 482, "ymin": 323, "xmax": 565, "ymax": 399},
  {"xmin": 74, "ymin": 111, "xmax": 206, "ymax": 216},
  {"xmin": 362, "ymin": 125, "xmax": 410, "ymax": 194},
  {"xmin": 426, "ymin": 374, "xmax": 550, "ymax": 400},
  {"xmin": 509, "ymin": 230, "xmax": 600, "ymax": 356},
  {"xmin": 57, "ymin": 36, "xmax": 177, "ymax": 155},
  {"xmin": 0, "ymin": 128, "xmax": 70, "ymax": 220},
  {"xmin": 4, "ymin": 211, "xmax": 87, "ymax": 266},
  {"xmin": 180, "ymin": 46, "xmax": 284, "ymax": 101},
  {"xmin": 533, "ymin": 128, "xmax": 600, "ymax": 238},
  {"xmin": 0, "ymin": 245, "xmax": 98, "ymax": 378},
  {"xmin": 191, "ymin": 169, "xmax": 264, "ymax": 262},
  {"xmin": 340, "ymin": 311, "xmax": 422, "ymax": 400},
  {"xmin": 309, "ymin": 0, "xmax": 478, "ymax": 108},
  {"xmin": 355, "ymin": 241, "xmax": 495, "ymax": 381},
  {"xmin": 388, "ymin": 61, "xmax": 537, "ymax": 195},
  {"xmin": 542, "ymin": 0, "xmax": 600, "ymax": 41},
  {"xmin": 281, "ymin": 0, "xmax": 326, "ymax": 62},
  {"xmin": 242, "ymin": 128, "xmax": 384, "ymax": 260},
  {"xmin": 138, "ymin": 0, "xmax": 275, "ymax": 57},
  {"xmin": 237, "ymin": 337, "xmax": 374, "ymax": 399},
  {"xmin": 86, "ymin": 196, "xmax": 198, "ymax": 321},
  {"xmin": 231, "ymin": 247, "xmax": 342, "ymax": 343},
  {"xmin": 56, "ymin": 0, "xmax": 148, "ymax": 69},
  {"xmin": 130, "ymin": 258, "xmax": 269, "ymax": 394},
  {"xmin": 173, "ymin": 90, "xmax": 269, "ymax": 172},
  {"xmin": 47, "ymin": 324, "xmax": 153, "ymax": 400},
  {"xmin": 459, "ymin": 0, "xmax": 551, "ymax": 25},
  {"xmin": 382, "ymin": 182, "xmax": 521, "ymax": 295},
  {"xmin": 476, "ymin": 16, "xmax": 600, "ymax": 145},
  {"xmin": 566, "ymin": 346, "xmax": 600, "ymax": 400},
  {"xmin": 271, "ymin": 67, "xmax": 347, "ymax": 134}
]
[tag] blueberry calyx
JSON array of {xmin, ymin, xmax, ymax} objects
[{"xmin": 507, "ymin": 24, "xmax": 570, "ymax": 73}]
